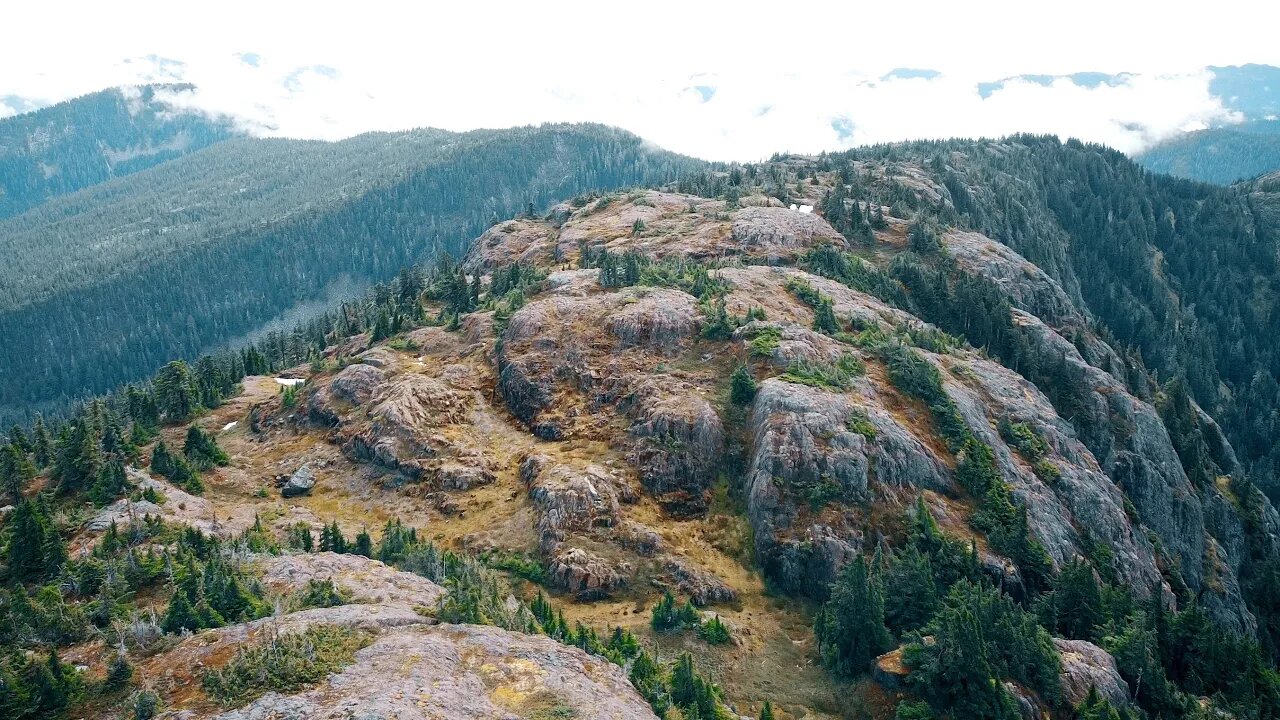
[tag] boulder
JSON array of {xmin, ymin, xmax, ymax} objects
[
  {"xmin": 281, "ymin": 464, "xmax": 316, "ymax": 498},
  {"xmin": 730, "ymin": 206, "xmax": 847, "ymax": 261},
  {"xmin": 548, "ymin": 547, "xmax": 630, "ymax": 598},
  {"xmin": 663, "ymin": 558, "xmax": 736, "ymax": 605},
  {"xmin": 872, "ymin": 646, "xmax": 910, "ymax": 689},
  {"xmin": 1054, "ymin": 638, "xmax": 1130, "ymax": 709}
]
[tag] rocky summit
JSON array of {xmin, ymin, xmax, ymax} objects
[{"xmin": 5, "ymin": 137, "xmax": 1280, "ymax": 720}]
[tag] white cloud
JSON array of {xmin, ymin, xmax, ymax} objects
[{"xmin": 2, "ymin": 0, "xmax": 1277, "ymax": 160}]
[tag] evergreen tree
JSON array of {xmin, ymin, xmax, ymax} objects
[
  {"xmin": 89, "ymin": 458, "xmax": 130, "ymax": 506},
  {"xmin": 1037, "ymin": 558, "xmax": 1102, "ymax": 642},
  {"xmin": 354, "ymin": 528, "xmax": 373, "ymax": 557},
  {"xmin": 1, "ymin": 442, "xmax": 35, "ymax": 502},
  {"xmin": 730, "ymin": 365, "xmax": 758, "ymax": 405},
  {"xmin": 150, "ymin": 441, "xmax": 175, "ymax": 478},
  {"xmin": 812, "ymin": 297, "xmax": 840, "ymax": 334},
  {"xmin": 154, "ymin": 360, "xmax": 201, "ymax": 422},
  {"xmin": 4, "ymin": 498, "xmax": 64, "ymax": 582},
  {"xmin": 883, "ymin": 543, "xmax": 939, "ymax": 636},
  {"xmin": 814, "ymin": 556, "xmax": 892, "ymax": 676},
  {"xmin": 183, "ymin": 425, "xmax": 228, "ymax": 470},
  {"xmin": 30, "ymin": 415, "xmax": 53, "ymax": 468},
  {"xmin": 104, "ymin": 652, "xmax": 134, "ymax": 691}
]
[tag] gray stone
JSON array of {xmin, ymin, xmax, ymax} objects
[{"xmin": 281, "ymin": 464, "xmax": 315, "ymax": 498}]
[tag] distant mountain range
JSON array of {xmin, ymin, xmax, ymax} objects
[{"xmin": 0, "ymin": 84, "xmax": 238, "ymax": 218}]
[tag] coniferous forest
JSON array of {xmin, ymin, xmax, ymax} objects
[{"xmin": 0, "ymin": 122, "xmax": 705, "ymax": 425}]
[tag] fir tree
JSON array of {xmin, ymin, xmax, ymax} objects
[
  {"xmin": 354, "ymin": 528, "xmax": 373, "ymax": 557},
  {"xmin": 812, "ymin": 297, "xmax": 840, "ymax": 334},
  {"xmin": 154, "ymin": 360, "xmax": 201, "ymax": 421},
  {"xmin": 151, "ymin": 441, "xmax": 175, "ymax": 478},
  {"xmin": 89, "ymin": 458, "xmax": 130, "ymax": 506},
  {"xmin": 183, "ymin": 425, "xmax": 228, "ymax": 470},
  {"xmin": 30, "ymin": 415, "xmax": 53, "ymax": 468},
  {"xmin": 730, "ymin": 365, "xmax": 758, "ymax": 405},
  {"xmin": 814, "ymin": 556, "xmax": 892, "ymax": 676},
  {"xmin": 4, "ymin": 498, "xmax": 65, "ymax": 582}
]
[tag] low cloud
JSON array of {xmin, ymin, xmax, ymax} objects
[{"xmin": 29, "ymin": 56, "xmax": 1242, "ymax": 161}]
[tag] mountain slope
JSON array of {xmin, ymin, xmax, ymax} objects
[
  {"xmin": 4, "ymin": 136, "xmax": 1280, "ymax": 720},
  {"xmin": 0, "ymin": 84, "xmax": 238, "ymax": 218},
  {"xmin": 0, "ymin": 124, "xmax": 706, "ymax": 424},
  {"xmin": 7, "ymin": 150, "xmax": 1278, "ymax": 719},
  {"xmin": 1134, "ymin": 119, "xmax": 1280, "ymax": 183}
]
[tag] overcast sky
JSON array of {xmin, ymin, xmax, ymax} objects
[{"xmin": 4, "ymin": 0, "xmax": 1279, "ymax": 160}]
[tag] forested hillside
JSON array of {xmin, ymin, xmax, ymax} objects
[
  {"xmin": 0, "ymin": 85, "xmax": 237, "ymax": 218},
  {"xmin": 0, "ymin": 124, "xmax": 705, "ymax": 425},
  {"xmin": 1135, "ymin": 120, "xmax": 1280, "ymax": 184},
  {"xmin": 816, "ymin": 136, "xmax": 1280, "ymax": 505}
]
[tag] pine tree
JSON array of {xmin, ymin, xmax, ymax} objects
[{"xmin": 760, "ymin": 700, "xmax": 777, "ymax": 720}]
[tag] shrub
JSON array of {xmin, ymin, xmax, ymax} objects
[
  {"xmin": 296, "ymin": 578, "xmax": 349, "ymax": 610},
  {"xmin": 201, "ymin": 625, "xmax": 371, "ymax": 706},
  {"xmin": 132, "ymin": 689, "xmax": 160, "ymax": 720},
  {"xmin": 778, "ymin": 354, "xmax": 864, "ymax": 391},
  {"xmin": 651, "ymin": 590, "xmax": 701, "ymax": 633},
  {"xmin": 846, "ymin": 409, "xmax": 877, "ymax": 439},
  {"xmin": 699, "ymin": 615, "xmax": 732, "ymax": 645},
  {"xmin": 183, "ymin": 425, "xmax": 229, "ymax": 470},
  {"xmin": 747, "ymin": 326, "xmax": 782, "ymax": 357}
]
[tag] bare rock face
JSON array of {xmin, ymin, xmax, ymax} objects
[
  {"xmin": 730, "ymin": 206, "xmax": 847, "ymax": 262},
  {"xmin": 744, "ymin": 377, "xmax": 947, "ymax": 597},
  {"xmin": 662, "ymin": 558, "xmax": 736, "ymax": 605},
  {"xmin": 205, "ymin": 622, "xmax": 657, "ymax": 720},
  {"xmin": 941, "ymin": 354, "xmax": 1163, "ymax": 596},
  {"xmin": 522, "ymin": 455, "xmax": 622, "ymax": 551},
  {"xmin": 1012, "ymin": 310, "xmax": 1257, "ymax": 631},
  {"xmin": 499, "ymin": 284, "xmax": 703, "ymax": 435},
  {"xmin": 944, "ymin": 230, "xmax": 1122, "ymax": 374},
  {"xmin": 548, "ymin": 546, "xmax": 630, "ymax": 598},
  {"xmin": 463, "ymin": 218, "xmax": 558, "ymax": 272},
  {"xmin": 89, "ymin": 470, "xmax": 219, "ymax": 536},
  {"xmin": 1054, "ymin": 638, "xmax": 1130, "ymax": 709},
  {"xmin": 256, "ymin": 552, "xmax": 446, "ymax": 608},
  {"xmin": 327, "ymin": 363, "xmax": 387, "ymax": 407},
  {"xmin": 626, "ymin": 379, "xmax": 724, "ymax": 515},
  {"xmin": 606, "ymin": 288, "xmax": 702, "ymax": 351}
]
